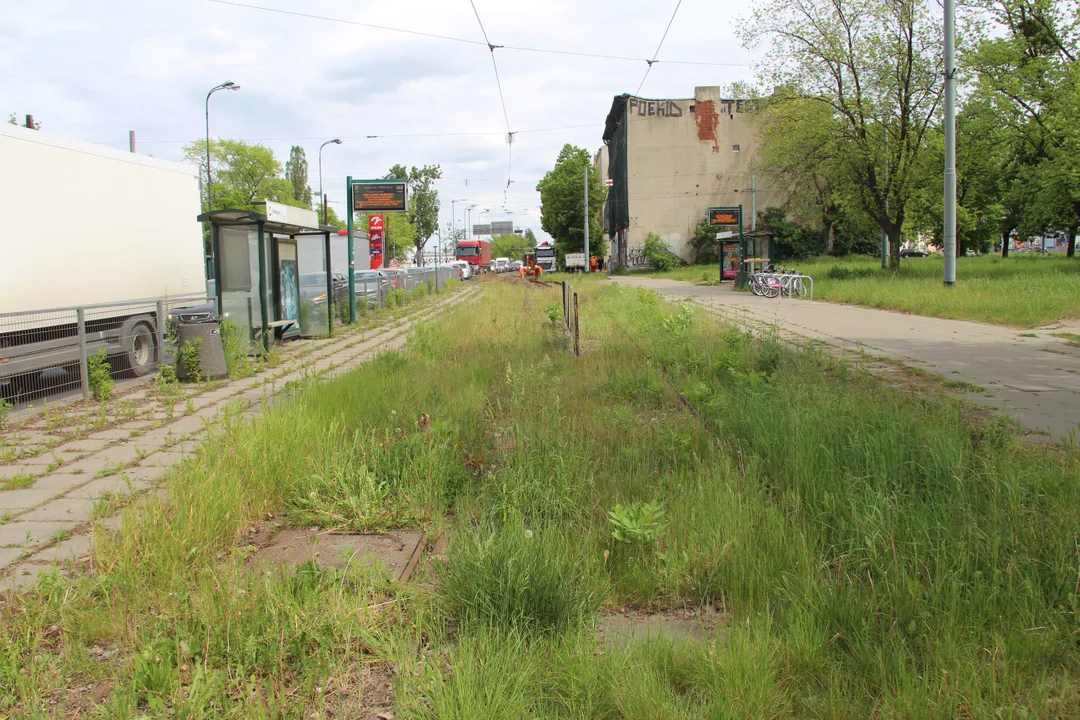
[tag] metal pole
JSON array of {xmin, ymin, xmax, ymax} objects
[
  {"xmin": 750, "ymin": 159, "xmax": 756, "ymax": 232},
  {"xmin": 346, "ymin": 176, "xmax": 356, "ymax": 323},
  {"xmin": 256, "ymin": 222, "xmax": 269, "ymax": 353},
  {"xmin": 573, "ymin": 292, "xmax": 580, "ymax": 356},
  {"xmin": 129, "ymin": 130, "xmax": 136, "ymax": 154},
  {"xmin": 943, "ymin": 0, "xmax": 957, "ymax": 285},
  {"xmin": 583, "ymin": 165, "xmax": 590, "ymax": 271},
  {"xmin": 319, "ymin": 145, "xmax": 324, "ymax": 225},
  {"xmin": 155, "ymin": 300, "xmax": 166, "ymax": 366},
  {"xmin": 76, "ymin": 308, "xmax": 89, "ymax": 400},
  {"xmin": 324, "ymin": 231, "xmax": 333, "ymax": 336},
  {"xmin": 882, "ymin": 124, "xmax": 889, "ymax": 269}
]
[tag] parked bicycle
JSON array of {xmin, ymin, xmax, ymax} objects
[{"xmin": 749, "ymin": 265, "xmax": 808, "ymax": 299}]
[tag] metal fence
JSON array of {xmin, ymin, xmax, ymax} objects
[
  {"xmin": 561, "ymin": 281, "xmax": 580, "ymax": 356},
  {"xmin": 333, "ymin": 266, "xmax": 459, "ymax": 329},
  {"xmin": 1, "ymin": 293, "xmax": 215, "ymax": 408}
]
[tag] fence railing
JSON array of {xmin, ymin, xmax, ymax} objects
[
  {"xmin": 561, "ymin": 281, "xmax": 580, "ymax": 356},
  {"xmin": 1, "ymin": 293, "xmax": 215, "ymax": 408}
]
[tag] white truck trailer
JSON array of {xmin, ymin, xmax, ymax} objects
[{"xmin": 0, "ymin": 122, "xmax": 206, "ymax": 397}]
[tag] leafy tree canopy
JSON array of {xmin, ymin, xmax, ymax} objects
[{"xmin": 536, "ymin": 144, "xmax": 607, "ymax": 258}]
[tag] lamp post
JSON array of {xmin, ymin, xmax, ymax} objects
[
  {"xmin": 450, "ymin": 198, "xmax": 467, "ymax": 248},
  {"xmin": 318, "ymin": 138, "xmax": 342, "ymax": 226},
  {"xmin": 466, "ymin": 205, "xmax": 478, "ymax": 242},
  {"xmin": 204, "ymin": 81, "xmax": 240, "ymax": 213}
]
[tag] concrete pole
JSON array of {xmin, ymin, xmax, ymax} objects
[
  {"xmin": 583, "ymin": 165, "xmax": 590, "ymax": 271},
  {"xmin": 943, "ymin": 0, "xmax": 957, "ymax": 284},
  {"xmin": 129, "ymin": 130, "xmax": 136, "ymax": 153}
]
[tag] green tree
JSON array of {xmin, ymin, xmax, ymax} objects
[
  {"xmin": 183, "ymin": 139, "xmax": 302, "ymax": 211},
  {"xmin": 386, "ymin": 164, "xmax": 442, "ymax": 265},
  {"xmin": 741, "ymin": 0, "xmax": 944, "ymax": 269},
  {"xmin": 285, "ymin": 146, "xmax": 313, "ymax": 208},
  {"xmin": 490, "ymin": 232, "xmax": 533, "ymax": 260},
  {"xmin": 523, "ymin": 228, "xmax": 538, "ymax": 247},
  {"xmin": 536, "ymin": 144, "xmax": 607, "ymax": 258},
  {"xmin": 356, "ymin": 212, "xmax": 414, "ymax": 263},
  {"xmin": 967, "ymin": 0, "xmax": 1080, "ymax": 256}
]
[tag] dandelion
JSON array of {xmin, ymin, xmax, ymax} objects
[
  {"xmin": 309, "ymin": 491, "xmax": 317, "ymax": 498},
  {"xmin": 524, "ymin": 529, "xmax": 533, "ymax": 539}
]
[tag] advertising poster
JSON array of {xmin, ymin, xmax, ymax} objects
[
  {"xmin": 722, "ymin": 241, "xmax": 740, "ymax": 280},
  {"xmin": 369, "ymin": 214, "xmax": 384, "ymax": 270}
]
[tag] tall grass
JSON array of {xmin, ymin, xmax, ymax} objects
[{"xmin": 2, "ymin": 278, "xmax": 1077, "ymax": 717}]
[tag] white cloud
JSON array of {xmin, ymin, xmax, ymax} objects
[{"xmin": 3, "ymin": 0, "xmax": 763, "ymax": 244}]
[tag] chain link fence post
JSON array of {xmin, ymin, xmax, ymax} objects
[{"xmin": 156, "ymin": 300, "xmax": 166, "ymax": 365}]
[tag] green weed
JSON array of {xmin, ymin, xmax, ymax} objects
[{"xmin": 87, "ymin": 349, "xmax": 114, "ymax": 401}]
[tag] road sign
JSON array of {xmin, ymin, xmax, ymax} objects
[
  {"xmin": 491, "ymin": 220, "xmax": 514, "ymax": 235},
  {"xmin": 604, "ymin": 178, "xmax": 614, "ymax": 186},
  {"xmin": 472, "ymin": 223, "xmax": 491, "ymax": 236},
  {"xmin": 352, "ymin": 180, "xmax": 407, "ymax": 212},
  {"xmin": 715, "ymin": 231, "xmax": 733, "ymax": 240},
  {"xmin": 709, "ymin": 206, "xmax": 741, "ymax": 226},
  {"xmin": 368, "ymin": 214, "xmax": 384, "ymax": 270}
]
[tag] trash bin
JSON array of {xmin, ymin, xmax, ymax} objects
[{"xmin": 176, "ymin": 319, "xmax": 228, "ymax": 381}]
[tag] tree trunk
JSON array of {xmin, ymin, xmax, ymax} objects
[
  {"xmin": 824, "ymin": 221, "xmax": 835, "ymax": 254},
  {"xmin": 958, "ymin": 233, "xmax": 967, "ymax": 259},
  {"xmin": 888, "ymin": 227, "xmax": 902, "ymax": 270},
  {"xmin": 1069, "ymin": 227, "xmax": 1077, "ymax": 258},
  {"xmin": 1001, "ymin": 230, "xmax": 1009, "ymax": 258}
]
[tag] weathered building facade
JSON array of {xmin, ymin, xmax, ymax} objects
[{"xmin": 600, "ymin": 86, "xmax": 786, "ymax": 264}]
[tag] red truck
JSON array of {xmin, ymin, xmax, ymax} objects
[{"xmin": 455, "ymin": 239, "xmax": 491, "ymax": 273}]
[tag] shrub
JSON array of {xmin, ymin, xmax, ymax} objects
[
  {"xmin": 643, "ymin": 232, "xmax": 681, "ymax": 271},
  {"xmin": 608, "ymin": 500, "xmax": 666, "ymax": 545},
  {"xmin": 178, "ymin": 337, "xmax": 203, "ymax": 383},
  {"xmin": 440, "ymin": 517, "xmax": 603, "ymax": 633},
  {"xmin": 87, "ymin": 349, "xmax": 114, "ymax": 401}
]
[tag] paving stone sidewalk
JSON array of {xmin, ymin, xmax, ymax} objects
[
  {"xmin": 614, "ymin": 276, "xmax": 1080, "ymax": 442},
  {"xmin": 0, "ymin": 289, "xmax": 475, "ymax": 590}
]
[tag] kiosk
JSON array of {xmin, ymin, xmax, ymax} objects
[{"xmin": 199, "ymin": 201, "xmax": 336, "ymax": 353}]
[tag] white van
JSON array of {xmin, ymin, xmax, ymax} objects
[{"xmin": 494, "ymin": 257, "xmax": 510, "ymax": 273}]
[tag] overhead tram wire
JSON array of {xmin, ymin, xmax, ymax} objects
[
  {"xmin": 205, "ymin": 0, "xmax": 749, "ymax": 68},
  {"xmin": 636, "ymin": 0, "xmax": 684, "ymax": 95},
  {"xmin": 466, "ymin": 0, "xmax": 516, "ymax": 206}
]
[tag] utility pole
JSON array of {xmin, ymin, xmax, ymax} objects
[
  {"xmin": 583, "ymin": 165, "xmax": 590, "ymax": 271},
  {"xmin": 943, "ymin": 0, "xmax": 957, "ymax": 284},
  {"xmin": 881, "ymin": 125, "xmax": 889, "ymax": 269},
  {"xmin": 129, "ymin": 130, "xmax": 136, "ymax": 153},
  {"xmin": 750, "ymin": 158, "xmax": 756, "ymax": 232}
]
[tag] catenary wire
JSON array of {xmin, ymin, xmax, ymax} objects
[
  {"xmin": 205, "ymin": 0, "xmax": 749, "ymax": 67},
  {"xmin": 636, "ymin": 0, "xmax": 684, "ymax": 95}
]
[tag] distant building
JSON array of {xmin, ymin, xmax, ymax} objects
[{"xmin": 598, "ymin": 86, "xmax": 786, "ymax": 265}]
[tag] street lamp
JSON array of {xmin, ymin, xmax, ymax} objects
[
  {"xmin": 204, "ymin": 81, "xmax": 240, "ymax": 212},
  {"xmin": 318, "ymin": 138, "xmax": 342, "ymax": 226},
  {"xmin": 466, "ymin": 204, "xmax": 478, "ymax": 243}
]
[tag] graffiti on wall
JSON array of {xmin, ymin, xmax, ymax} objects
[{"xmin": 628, "ymin": 97, "xmax": 684, "ymax": 118}]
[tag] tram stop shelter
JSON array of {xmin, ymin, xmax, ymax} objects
[{"xmin": 199, "ymin": 201, "xmax": 337, "ymax": 353}]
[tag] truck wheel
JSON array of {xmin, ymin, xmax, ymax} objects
[{"xmin": 122, "ymin": 320, "xmax": 158, "ymax": 377}]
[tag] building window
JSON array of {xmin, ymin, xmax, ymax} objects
[{"xmin": 732, "ymin": 144, "xmax": 740, "ymax": 153}]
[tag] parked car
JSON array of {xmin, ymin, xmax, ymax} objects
[
  {"xmin": 299, "ymin": 271, "xmax": 349, "ymax": 306},
  {"xmin": 509, "ymin": 260, "xmax": 522, "ymax": 272},
  {"xmin": 900, "ymin": 248, "xmax": 930, "ymax": 258},
  {"xmin": 352, "ymin": 270, "xmax": 389, "ymax": 306},
  {"xmin": 378, "ymin": 268, "xmax": 404, "ymax": 290},
  {"xmin": 450, "ymin": 260, "xmax": 472, "ymax": 280}
]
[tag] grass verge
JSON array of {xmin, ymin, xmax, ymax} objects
[{"xmin": 1, "ymin": 278, "xmax": 1077, "ymax": 717}]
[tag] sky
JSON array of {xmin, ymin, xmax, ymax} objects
[{"xmin": 2, "ymin": 0, "xmax": 765, "ymax": 248}]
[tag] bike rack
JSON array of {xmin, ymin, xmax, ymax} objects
[{"xmin": 750, "ymin": 272, "xmax": 814, "ymax": 300}]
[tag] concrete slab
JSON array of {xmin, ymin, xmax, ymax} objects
[
  {"xmin": 16, "ymin": 452, "xmax": 64, "ymax": 467},
  {"xmin": 122, "ymin": 465, "xmax": 168, "ymax": 484},
  {"xmin": 33, "ymin": 533, "xmax": 93, "ymax": 563},
  {"xmin": 0, "ymin": 487, "xmax": 61, "ymax": 512},
  {"xmin": 0, "ymin": 547, "xmax": 25, "ymax": 569},
  {"xmin": 0, "ymin": 465, "xmax": 37, "ymax": 482},
  {"xmin": 20, "ymin": 497, "xmax": 97, "ymax": 522},
  {"xmin": 165, "ymin": 416, "xmax": 210, "ymax": 436},
  {"xmin": 0, "ymin": 563, "xmax": 56, "ymax": 591},
  {"xmin": 86, "ymin": 427, "xmax": 146, "ymax": 441},
  {"xmin": 27, "ymin": 473, "xmax": 91, "ymax": 495},
  {"xmin": 62, "ymin": 455, "xmax": 119, "ymax": 477},
  {"xmin": 54, "ymin": 438, "xmax": 113, "ymax": 456},
  {"xmin": 138, "ymin": 451, "xmax": 189, "ymax": 467},
  {"xmin": 67, "ymin": 476, "xmax": 150, "ymax": 499},
  {"xmin": 251, "ymin": 528, "xmax": 424, "ymax": 579},
  {"xmin": 597, "ymin": 611, "xmax": 721, "ymax": 652},
  {"xmin": 95, "ymin": 443, "xmax": 144, "ymax": 466},
  {"xmin": 0, "ymin": 521, "xmax": 78, "ymax": 548}
]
